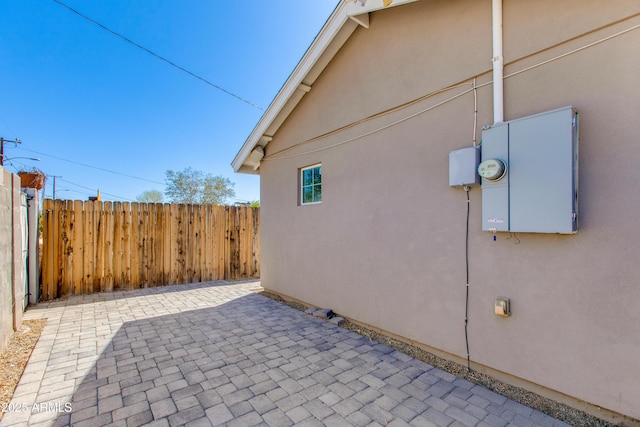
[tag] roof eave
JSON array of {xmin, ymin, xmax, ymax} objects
[{"xmin": 232, "ymin": 0, "xmax": 420, "ymax": 174}]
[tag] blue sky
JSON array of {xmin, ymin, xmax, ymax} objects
[{"xmin": 0, "ymin": 0, "xmax": 339, "ymax": 203}]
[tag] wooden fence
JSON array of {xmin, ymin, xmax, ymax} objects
[{"xmin": 40, "ymin": 200, "xmax": 260, "ymax": 301}]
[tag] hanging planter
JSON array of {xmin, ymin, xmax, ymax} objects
[{"xmin": 18, "ymin": 169, "xmax": 46, "ymax": 190}]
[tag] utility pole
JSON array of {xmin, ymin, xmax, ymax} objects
[
  {"xmin": 50, "ymin": 175, "xmax": 62, "ymax": 200},
  {"xmin": 0, "ymin": 137, "xmax": 22, "ymax": 166}
]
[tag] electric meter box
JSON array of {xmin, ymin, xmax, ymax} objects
[{"xmin": 481, "ymin": 106, "xmax": 578, "ymax": 234}]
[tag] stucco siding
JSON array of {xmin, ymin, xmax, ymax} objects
[
  {"xmin": 0, "ymin": 169, "xmax": 25, "ymax": 352},
  {"xmin": 259, "ymin": 0, "xmax": 640, "ymax": 420},
  {"xmin": 0, "ymin": 169, "xmax": 14, "ymax": 351}
]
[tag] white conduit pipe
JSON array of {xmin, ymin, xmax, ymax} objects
[{"xmin": 492, "ymin": 0, "xmax": 504, "ymax": 123}]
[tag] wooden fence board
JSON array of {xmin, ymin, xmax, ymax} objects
[
  {"xmin": 204, "ymin": 205, "xmax": 214, "ymax": 281},
  {"xmin": 83, "ymin": 201, "xmax": 95, "ymax": 294},
  {"xmin": 242, "ymin": 207, "xmax": 250, "ymax": 277},
  {"xmin": 213, "ymin": 206, "xmax": 222, "ymax": 280},
  {"xmin": 163, "ymin": 204, "xmax": 171, "ymax": 286},
  {"xmin": 169, "ymin": 203, "xmax": 178, "ymax": 286},
  {"xmin": 153, "ymin": 203, "xmax": 163, "ymax": 287},
  {"xmin": 147, "ymin": 203, "xmax": 154, "ymax": 287},
  {"xmin": 42, "ymin": 199, "xmax": 54, "ymax": 300},
  {"xmin": 54, "ymin": 200, "xmax": 64, "ymax": 298},
  {"xmin": 184, "ymin": 204, "xmax": 193, "ymax": 283},
  {"xmin": 94, "ymin": 201, "xmax": 104, "ymax": 293},
  {"xmin": 252, "ymin": 207, "xmax": 259, "ymax": 277},
  {"xmin": 71, "ymin": 200, "xmax": 84, "ymax": 295},
  {"xmin": 104, "ymin": 202, "xmax": 114, "ymax": 293},
  {"xmin": 200, "ymin": 205, "xmax": 208, "ymax": 281},
  {"xmin": 113, "ymin": 202, "xmax": 122, "ymax": 290},
  {"xmin": 229, "ymin": 207, "xmax": 239, "ymax": 280},
  {"xmin": 153, "ymin": 203, "xmax": 162, "ymax": 286},
  {"xmin": 171, "ymin": 203, "xmax": 181, "ymax": 285},
  {"xmin": 130, "ymin": 202, "xmax": 140, "ymax": 289},
  {"xmin": 179, "ymin": 203, "xmax": 187, "ymax": 285},
  {"xmin": 60, "ymin": 200, "xmax": 72, "ymax": 297},
  {"xmin": 121, "ymin": 202, "xmax": 131, "ymax": 290},
  {"xmin": 224, "ymin": 206, "xmax": 231, "ymax": 280},
  {"xmin": 140, "ymin": 203, "xmax": 148, "ymax": 288},
  {"xmin": 216, "ymin": 206, "xmax": 226, "ymax": 280},
  {"xmin": 39, "ymin": 201, "xmax": 259, "ymax": 300},
  {"xmin": 192, "ymin": 204, "xmax": 201, "ymax": 283},
  {"xmin": 241, "ymin": 207, "xmax": 250, "ymax": 277}
]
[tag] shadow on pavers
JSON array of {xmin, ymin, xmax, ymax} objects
[
  {"xmin": 55, "ymin": 293, "xmax": 386, "ymax": 426},
  {"xmin": 46, "ymin": 287, "xmax": 568, "ymax": 427}
]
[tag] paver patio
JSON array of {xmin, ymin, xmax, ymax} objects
[{"xmin": 1, "ymin": 281, "xmax": 571, "ymax": 427}]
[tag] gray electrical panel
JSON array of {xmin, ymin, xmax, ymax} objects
[
  {"xmin": 449, "ymin": 146, "xmax": 480, "ymax": 188},
  {"xmin": 480, "ymin": 124, "xmax": 510, "ymax": 231},
  {"xmin": 481, "ymin": 106, "xmax": 578, "ymax": 234}
]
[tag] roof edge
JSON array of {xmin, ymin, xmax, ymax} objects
[{"xmin": 232, "ymin": 0, "xmax": 420, "ymax": 173}]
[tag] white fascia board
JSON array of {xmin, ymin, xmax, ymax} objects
[
  {"xmin": 231, "ymin": 0, "xmax": 421, "ymax": 173},
  {"xmin": 345, "ymin": 0, "xmax": 420, "ymax": 18},
  {"xmin": 232, "ymin": 6, "xmax": 352, "ymax": 173}
]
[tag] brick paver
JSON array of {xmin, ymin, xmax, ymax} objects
[{"xmin": 0, "ymin": 281, "xmax": 571, "ymax": 426}]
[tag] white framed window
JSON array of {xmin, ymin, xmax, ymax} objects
[{"xmin": 300, "ymin": 164, "xmax": 322, "ymax": 205}]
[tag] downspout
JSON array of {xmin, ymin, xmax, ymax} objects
[{"xmin": 492, "ymin": 0, "xmax": 504, "ymax": 123}]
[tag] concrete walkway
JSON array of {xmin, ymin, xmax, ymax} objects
[{"xmin": 1, "ymin": 281, "xmax": 570, "ymax": 427}]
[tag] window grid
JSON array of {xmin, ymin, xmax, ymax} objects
[{"xmin": 301, "ymin": 164, "xmax": 322, "ymax": 205}]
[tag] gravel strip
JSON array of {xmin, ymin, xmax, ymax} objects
[
  {"xmin": 0, "ymin": 319, "xmax": 46, "ymax": 421},
  {"xmin": 258, "ymin": 291, "xmax": 629, "ymax": 427}
]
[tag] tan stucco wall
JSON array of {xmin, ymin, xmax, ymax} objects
[
  {"xmin": 0, "ymin": 169, "xmax": 24, "ymax": 353},
  {"xmin": 258, "ymin": 0, "xmax": 640, "ymax": 420}
]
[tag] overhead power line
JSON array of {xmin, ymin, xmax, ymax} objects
[
  {"xmin": 58, "ymin": 177, "xmax": 135, "ymax": 201},
  {"xmin": 17, "ymin": 147, "xmax": 165, "ymax": 185},
  {"xmin": 16, "ymin": 147, "xmax": 254, "ymax": 203},
  {"xmin": 52, "ymin": 0, "xmax": 263, "ymax": 111}
]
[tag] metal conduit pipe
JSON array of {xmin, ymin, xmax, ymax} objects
[{"xmin": 492, "ymin": 0, "xmax": 504, "ymax": 123}]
